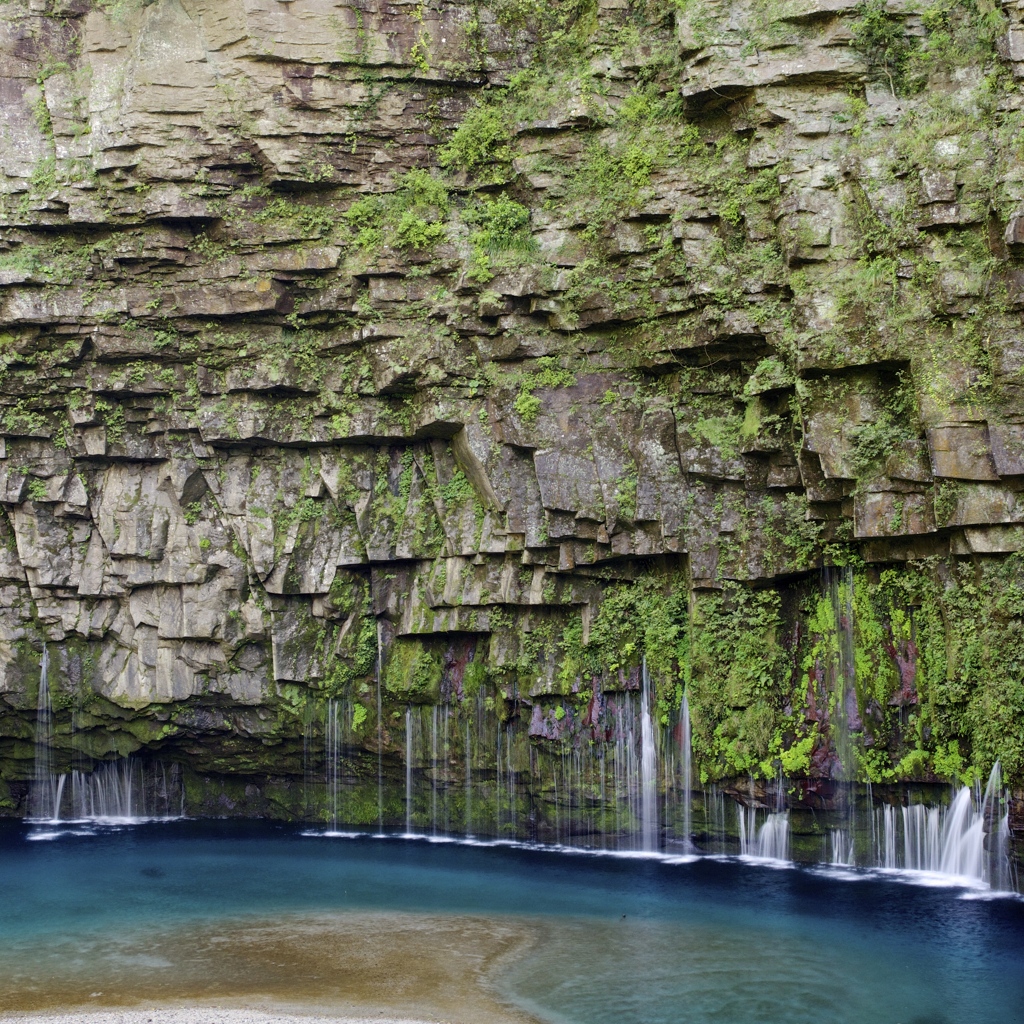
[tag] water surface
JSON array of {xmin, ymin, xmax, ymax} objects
[{"xmin": 1, "ymin": 821, "xmax": 1022, "ymax": 1024}]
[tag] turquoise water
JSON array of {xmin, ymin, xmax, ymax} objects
[{"xmin": 2, "ymin": 821, "xmax": 1023, "ymax": 1023}]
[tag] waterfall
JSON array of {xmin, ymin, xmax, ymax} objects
[
  {"xmin": 737, "ymin": 803, "xmax": 757, "ymax": 855},
  {"xmin": 405, "ymin": 707, "xmax": 413, "ymax": 836},
  {"xmin": 864, "ymin": 777, "xmax": 1012, "ymax": 889},
  {"xmin": 867, "ymin": 764, "xmax": 1012, "ymax": 888},
  {"xmin": 430, "ymin": 706, "xmax": 439, "ymax": 836},
  {"xmin": 325, "ymin": 698, "xmax": 341, "ymax": 831},
  {"xmin": 442, "ymin": 705, "xmax": 451, "ymax": 834},
  {"xmin": 826, "ymin": 565, "xmax": 856, "ymax": 775},
  {"xmin": 704, "ymin": 785, "xmax": 727, "ymax": 855},
  {"xmin": 880, "ymin": 804, "xmax": 898, "ymax": 869},
  {"xmin": 984, "ymin": 765, "xmax": 1014, "ymax": 893},
  {"xmin": 831, "ymin": 829, "xmax": 854, "ymax": 866},
  {"xmin": 29, "ymin": 646, "xmax": 184, "ymax": 824},
  {"xmin": 825, "ymin": 566, "xmax": 857, "ymax": 861},
  {"xmin": 639, "ymin": 659, "xmax": 658, "ymax": 852},
  {"xmin": 738, "ymin": 802, "xmax": 791, "ymax": 861},
  {"xmin": 680, "ymin": 689, "xmax": 692, "ymax": 848},
  {"xmin": 305, "ymin": 636, "xmax": 1016, "ymax": 892},
  {"xmin": 498, "ymin": 720, "xmax": 517, "ymax": 839},
  {"xmin": 39, "ymin": 759, "xmax": 183, "ymax": 823},
  {"xmin": 70, "ymin": 761, "xmax": 134, "ymax": 820},
  {"xmin": 465, "ymin": 717, "xmax": 473, "ymax": 837},
  {"xmin": 758, "ymin": 811, "xmax": 791, "ymax": 861},
  {"xmin": 375, "ymin": 619, "xmax": 384, "ymax": 835},
  {"xmin": 30, "ymin": 644, "xmax": 64, "ymax": 821}
]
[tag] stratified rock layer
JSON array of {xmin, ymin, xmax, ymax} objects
[{"xmin": 2, "ymin": 0, "xmax": 1024, "ymax": 819}]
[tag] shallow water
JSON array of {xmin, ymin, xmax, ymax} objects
[{"xmin": 2, "ymin": 821, "xmax": 1023, "ymax": 1024}]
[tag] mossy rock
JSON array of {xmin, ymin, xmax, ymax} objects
[{"xmin": 383, "ymin": 638, "xmax": 443, "ymax": 703}]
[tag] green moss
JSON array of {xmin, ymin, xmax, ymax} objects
[
  {"xmin": 691, "ymin": 414, "xmax": 744, "ymax": 461},
  {"xmin": 688, "ymin": 583, "xmax": 786, "ymax": 781},
  {"xmin": 557, "ymin": 572, "xmax": 688, "ymax": 717},
  {"xmin": 384, "ymin": 638, "xmax": 443, "ymax": 702},
  {"xmin": 464, "ymin": 194, "xmax": 535, "ymax": 281},
  {"xmin": 462, "ymin": 658, "xmax": 487, "ymax": 702},
  {"xmin": 778, "ymin": 733, "xmax": 815, "ymax": 775}
]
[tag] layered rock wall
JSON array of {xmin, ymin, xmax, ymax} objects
[{"xmin": 2, "ymin": 0, "xmax": 1024, "ymax": 818}]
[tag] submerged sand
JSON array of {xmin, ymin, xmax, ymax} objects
[
  {"xmin": 3, "ymin": 1014, "xmax": 481, "ymax": 1024},
  {"xmin": 0, "ymin": 913, "xmax": 542, "ymax": 1024}
]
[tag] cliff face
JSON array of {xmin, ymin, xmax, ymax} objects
[{"xmin": 2, "ymin": 0, "xmax": 1024, "ymax": 820}]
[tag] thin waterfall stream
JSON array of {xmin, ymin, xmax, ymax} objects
[
  {"xmin": 376, "ymin": 621, "xmax": 384, "ymax": 836},
  {"xmin": 30, "ymin": 643, "xmax": 62, "ymax": 821},
  {"xmin": 300, "ymin": 687, "xmax": 1015, "ymax": 892},
  {"xmin": 28, "ymin": 647, "xmax": 183, "ymax": 825},
  {"xmin": 25, "ymin": 644, "xmax": 1019, "ymax": 893},
  {"xmin": 405, "ymin": 706, "xmax": 413, "ymax": 836},
  {"xmin": 680, "ymin": 688, "xmax": 692, "ymax": 851},
  {"xmin": 639, "ymin": 658, "xmax": 658, "ymax": 852}
]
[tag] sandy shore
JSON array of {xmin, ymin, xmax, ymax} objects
[
  {"xmin": 2, "ymin": 1012, "xmax": 457, "ymax": 1024},
  {"xmin": 0, "ymin": 913, "xmax": 542, "ymax": 1024}
]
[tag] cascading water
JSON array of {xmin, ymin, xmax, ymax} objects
[
  {"xmin": 737, "ymin": 778, "xmax": 791, "ymax": 862},
  {"xmin": 680, "ymin": 689, "xmax": 692, "ymax": 849},
  {"xmin": 825, "ymin": 565, "xmax": 858, "ymax": 863},
  {"xmin": 325, "ymin": 691, "xmax": 1013, "ymax": 889},
  {"xmin": 325, "ymin": 697, "xmax": 342, "ymax": 832},
  {"xmin": 67, "ymin": 760, "xmax": 182, "ymax": 821},
  {"xmin": 297, "ymin": 647, "xmax": 1016, "ymax": 892},
  {"xmin": 639, "ymin": 659, "xmax": 658, "ymax": 852},
  {"xmin": 872, "ymin": 763, "xmax": 1013, "ymax": 887},
  {"xmin": 20, "ymin": 608, "xmax": 1017, "ymax": 887},
  {"xmin": 430, "ymin": 706, "xmax": 439, "ymax": 836},
  {"xmin": 405, "ymin": 706, "xmax": 413, "ymax": 836},
  {"xmin": 35, "ymin": 759, "xmax": 183, "ymax": 823},
  {"xmin": 29, "ymin": 644, "xmax": 64, "ymax": 821},
  {"xmin": 376, "ymin": 620, "xmax": 384, "ymax": 836},
  {"xmin": 30, "ymin": 644, "xmax": 182, "ymax": 825},
  {"xmin": 831, "ymin": 829, "xmax": 854, "ymax": 867},
  {"xmin": 880, "ymin": 803, "xmax": 898, "ymax": 868},
  {"xmin": 758, "ymin": 811, "xmax": 791, "ymax": 861}
]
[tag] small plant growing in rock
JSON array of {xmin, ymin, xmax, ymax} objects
[
  {"xmin": 851, "ymin": 0, "xmax": 916, "ymax": 96},
  {"xmin": 439, "ymin": 103, "xmax": 512, "ymax": 180},
  {"xmin": 345, "ymin": 169, "xmax": 450, "ymax": 253}
]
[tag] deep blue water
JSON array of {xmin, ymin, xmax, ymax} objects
[{"xmin": 1, "ymin": 820, "xmax": 1023, "ymax": 1024}]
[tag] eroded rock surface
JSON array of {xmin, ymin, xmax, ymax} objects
[{"xmin": 1, "ymin": 0, "xmax": 1024, "ymax": 818}]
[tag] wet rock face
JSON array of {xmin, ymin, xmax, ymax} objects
[{"xmin": 2, "ymin": 0, "xmax": 1024, "ymax": 813}]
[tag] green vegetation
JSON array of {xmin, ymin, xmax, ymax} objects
[
  {"xmin": 464, "ymin": 194, "xmax": 534, "ymax": 282},
  {"xmin": 26, "ymin": 478, "xmax": 48, "ymax": 502},
  {"xmin": 439, "ymin": 102, "xmax": 513, "ymax": 180},
  {"xmin": 95, "ymin": 0, "xmax": 154, "ymax": 20},
  {"xmin": 512, "ymin": 357, "xmax": 576, "ymax": 424},
  {"xmin": 384, "ymin": 638, "xmax": 444, "ymax": 701},
  {"xmin": 559, "ymin": 573, "xmax": 688, "ymax": 693},
  {"xmin": 3, "ymin": 0, "xmax": 1024, "ymax": 824},
  {"xmin": 688, "ymin": 584, "xmax": 786, "ymax": 781},
  {"xmin": 848, "ymin": 414, "xmax": 914, "ymax": 475},
  {"xmin": 346, "ymin": 169, "xmax": 451, "ymax": 253},
  {"xmin": 851, "ymin": 0, "xmax": 917, "ymax": 95},
  {"xmin": 853, "ymin": 0, "xmax": 1008, "ymax": 95}
]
